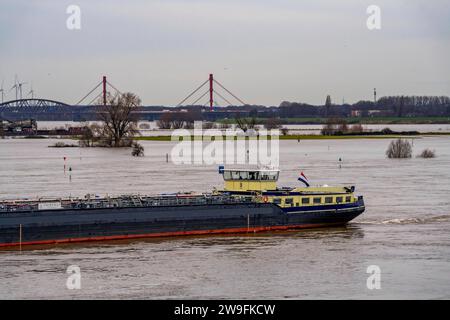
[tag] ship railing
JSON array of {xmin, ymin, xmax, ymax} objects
[{"xmin": 0, "ymin": 193, "xmax": 252, "ymax": 213}]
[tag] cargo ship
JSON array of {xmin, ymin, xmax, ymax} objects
[{"xmin": 0, "ymin": 167, "xmax": 365, "ymax": 248}]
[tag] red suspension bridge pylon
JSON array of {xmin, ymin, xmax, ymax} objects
[
  {"xmin": 177, "ymin": 74, "xmax": 246, "ymax": 111},
  {"xmin": 75, "ymin": 76, "xmax": 123, "ymax": 106}
]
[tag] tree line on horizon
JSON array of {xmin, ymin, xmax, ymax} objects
[{"xmin": 135, "ymin": 95, "xmax": 450, "ymax": 119}]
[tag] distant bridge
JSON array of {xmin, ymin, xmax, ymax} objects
[
  {"xmin": 0, "ymin": 99, "xmax": 70, "ymax": 110},
  {"xmin": 0, "ymin": 75, "xmax": 247, "ymax": 122},
  {"xmin": 0, "ymin": 98, "xmax": 170, "ymax": 121},
  {"xmin": 0, "ymin": 99, "xmax": 93, "ymax": 121},
  {"xmin": 0, "ymin": 98, "xmax": 248, "ymax": 122}
]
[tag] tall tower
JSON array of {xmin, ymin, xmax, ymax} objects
[
  {"xmin": 374, "ymin": 88, "xmax": 377, "ymax": 104},
  {"xmin": 325, "ymin": 95, "xmax": 331, "ymax": 117},
  {"xmin": 103, "ymin": 76, "xmax": 107, "ymax": 106},
  {"xmin": 209, "ymin": 74, "xmax": 214, "ymax": 111}
]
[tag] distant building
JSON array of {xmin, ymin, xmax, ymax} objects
[
  {"xmin": 368, "ymin": 110, "xmax": 382, "ymax": 116},
  {"xmin": 351, "ymin": 110, "xmax": 362, "ymax": 117}
]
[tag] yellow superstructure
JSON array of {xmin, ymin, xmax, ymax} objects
[
  {"xmin": 222, "ymin": 169, "xmax": 279, "ymax": 192},
  {"xmin": 263, "ymin": 187, "xmax": 356, "ymax": 208},
  {"xmin": 219, "ymin": 168, "xmax": 357, "ymax": 208}
]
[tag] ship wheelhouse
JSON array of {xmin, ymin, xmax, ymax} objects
[
  {"xmin": 218, "ymin": 166, "xmax": 359, "ymax": 209},
  {"xmin": 219, "ymin": 167, "xmax": 280, "ymax": 192}
]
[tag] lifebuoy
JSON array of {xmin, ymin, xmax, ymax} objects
[{"xmin": 263, "ymin": 196, "xmax": 269, "ymax": 203}]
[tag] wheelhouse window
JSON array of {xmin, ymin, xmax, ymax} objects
[
  {"xmin": 231, "ymin": 171, "xmax": 240, "ymax": 180},
  {"xmin": 239, "ymin": 171, "xmax": 249, "ymax": 180},
  {"xmin": 248, "ymin": 171, "xmax": 259, "ymax": 180},
  {"xmin": 345, "ymin": 196, "xmax": 352, "ymax": 203},
  {"xmin": 301, "ymin": 198, "xmax": 310, "ymax": 204},
  {"xmin": 336, "ymin": 197, "xmax": 343, "ymax": 203},
  {"xmin": 260, "ymin": 171, "xmax": 279, "ymax": 181},
  {"xmin": 224, "ymin": 170, "xmax": 278, "ymax": 181},
  {"xmin": 268, "ymin": 171, "xmax": 279, "ymax": 181},
  {"xmin": 313, "ymin": 197, "xmax": 321, "ymax": 204},
  {"xmin": 325, "ymin": 197, "xmax": 333, "ymax": 204},
  {"xmin": 273, "ymin": 198, "xmax": 281, "ymax": 205}
]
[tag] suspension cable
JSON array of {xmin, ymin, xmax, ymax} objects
[
  {"xmin": 213, "ymin": 79, "xmax": 246, "ymax": 105},
  {"xmin": 213, "ymin": 90, "xmax": 233, "ymax": 106},
  {"xmin": 176, "ymin": 79, "xmax": 209, "ymax": 106},
  {"xmin": 87, "ymin": 92, "xmax": 103, "ymax": 105},
  {"xmin": 75, "ymin": 81, "xmax": 102, "ymax": 105},
  {"xmin": 191, "ymin": 90, "xmax": 210, "ymax": 105}
]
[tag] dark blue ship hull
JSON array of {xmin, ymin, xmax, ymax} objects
[{"xmin": 0, "ymin": 198, "xmax": 365, "ymax": 248}]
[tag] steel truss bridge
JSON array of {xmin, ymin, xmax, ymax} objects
[
  {"xmin": 0, "ymin": 99, "xmax": 91, "ymax": 121},
  {"xmin": 0, "ymin": 99, "xmax": 70, "ymax": 110}
]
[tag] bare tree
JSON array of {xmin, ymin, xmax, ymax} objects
[
  {"xmin": 386, "ymin": 139, "xmax": 412, "ymax": 158},
  {"xmin": 349, "ymin": 123, "xmax": 364, "ymax": 133},
  {"xmin": 170, "ymin": 112, "xmax": 186, "ymax": 129},
  {"xmin": 79, "ymin": 123, "xmax": 103, "ymax": 147},
  {"xmin": 97, "ymin": 93, "xmax": 141, "ymax": 147},
  {"xmin": 264, "ymin": 117, "xmax": 281, "ymax": 130},
  {"xmin": 321, "ymin": 118, "xmax": 347, "ymax": 135},
  {"xmin": 202, "ymin": 122, "xmax": 215, "ymax": 129},
  {"xmin": 217, "ymin": 122, "xmax": 231, "ymax": 129},
  {"xmin": 79, "ymin": 125, "xmax": 95, "ymax": 147},
  {"xmin": 235, "ymin": 116, "xmax": 257, "ymax": 133},
  {"xmin": 184, "ymin": 108, "xmax": 202, "ymax": 129},
  {"xmin": 157, "ymin": 112, "xmax": 172, "ymax": 129}
]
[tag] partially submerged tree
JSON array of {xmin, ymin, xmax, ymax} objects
[
  {"xmin": 170, "ymin": 112, "xmax": 186, "ymax": 129},
  {"xmin": 321, "ymin": 118, "xmax": 348, "ymax": 135},
  {"xmin": 349, "ymin": 123, "xmax": 364, "ymax": 133},
  {"xmin": 217, "ymin": 122, "xmax": 231, "ymax": 129},
  {"xmin": 131, "ymin": 142, "xmax": 144, "ymax": 157},
  {"xmin": 235, "ymin": 116, "xmax": 257, "ymax": 133},
  {"xmin": 202, "ymin": 122, "xmax": 215, "ymax": 129},
  {"xmin": 157, "ymin": 112, "xmax": 172, "ymax": 129},
  {"xmin": 386, "ymin": 139, "xmax": 412, "ymax": 158},
  {"xmin": 381, "ymin": 127, "xmax": 394, "ymax": 134},
  {"xmin": 157, "ymin": 111, "xmax": 201, "ymax": 129},
  {"xmin": 97, "ymin": 93, "xmax": 141, "ymax": 147},
  {"xmin": 418, "ymin": 148, "xmax": 436, "ymax": 158},
  {"xmin": 79, "ymin": 123, "xmax": 102, "ymax": 147},
  {"xmin": 264, "ymin": 117, "xmax": 281, "ymax": 130}
]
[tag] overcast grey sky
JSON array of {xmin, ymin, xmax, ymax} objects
[{"xmin": 1, "ymin": 0, "xmax": 449, "ymax": 106}]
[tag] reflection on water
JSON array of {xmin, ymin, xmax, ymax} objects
[{"xmin": 0, "ymin": 137, "xmax": 450, "ymax": 299}]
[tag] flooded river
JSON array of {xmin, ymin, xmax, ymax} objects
[{"xmin": 0, "ymin": 136, "xmax": 449, "ymax": 299}]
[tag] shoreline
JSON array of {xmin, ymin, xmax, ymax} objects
[
  {"xmin": 1, "ymin": 133, "xmax": 449, "ymax": 142},
  {"xmin": 2, "ymin": 132, "xmax": 450, "ymax": 142}
]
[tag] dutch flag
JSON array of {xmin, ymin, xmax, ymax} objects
[{"xmin": 298, "ymin": 172, "xmax": 310, "ymax": 187}]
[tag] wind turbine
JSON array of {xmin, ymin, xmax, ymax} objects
[
  {"xmin": 28, "ymin": 83, "xmax": 35, "ymax": 99},
  {"xmin": 17, "ymin": 80, "xmax": 27, "ymax": 99},
  {"xmin": 10, "ymin": 79, "xmax": 18, "ymax": 101}
]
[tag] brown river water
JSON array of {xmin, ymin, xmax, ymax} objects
[{"xmin": 0, "ymin": 136, "xmax": 449, "ymax": 299}]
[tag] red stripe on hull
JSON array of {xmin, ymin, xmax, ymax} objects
[{"xmin": 0, "ymin": 223, "xmax": 344, "ymax": 249}]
